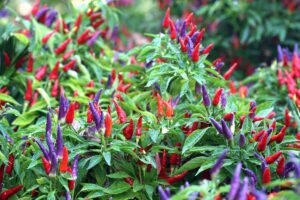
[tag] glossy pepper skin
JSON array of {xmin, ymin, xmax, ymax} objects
[
  {"xmin": 262, "ymin": 167, "xmax": 271, "ymax": 184},
  {"xmin": 257, "ymin": 131, "xmax": 268, "ymax": 152},
  {"xmin": 166, "ymin": 171, "xmax": 188, "ymax": 184},
  {"xmin": 135, "ymin": 116, "xmax": 143, "ymax": 137},
  {"xmin": 65, "ymin": 103, "xmax": 75, "ymax": 124},
  {"xmin": 105, "ymin": 113, "xmax": 112, "ymax": 137},
  {"xmin": 156, "ymin": 93, "xmax": 164, "ymax": 117},
  {"xmin": 212, "ymin": 88, "xmax": 223, "ymax": 106},
  {"xmin": 162, "ymin": 7, "xmax": 170, "ymax": 29},
  {"xmin": 276, "ymin": 156, "xmax": 285, "ymax": 175},
  {"xmin": 113, "ymin": 99, "xmax": 127, "ymax": 123},
  {"xmin": 27, "ymin": 53, "xmax": 34, "ymax": 72},
  {"xmin": 49, "ymin": 61, "xmax": 60, "ymax": 80},
  {"xmin": 0, "ymin": 185, "xmax": 23, "ymax": 200},
  {"xmin": 191, "ymin": 43, "xmax": 200, "ymax": 62},
  {"xmin": 42, "ymin": 157, "xmax": 51, "ymax": 174},
  {"xmin": 123, "ymin": 119, "xmax": 134, "ymax": 140},
  {"xmin": 25, "ymin": 78, "xmax": 32, "ymax": 101},
  {"xmin": 266, "ymin": 151, "xmax": 282, "ymax": 164},
  {"xmin": 5, "ymin": 154, "xmax": 14, "ymax": 175},
  {"xmin": 60, "ymin": 146, "xmax": 68, "ymax": 173},
  {"xmin": 224, "ymin": 63, "xmax": 238, "ymax": 80},
  {"xmin": 54, "ymin": 38, "xmax": 72, "ymax": 55}
]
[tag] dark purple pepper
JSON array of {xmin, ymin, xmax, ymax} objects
[
  {"xmin": 59, "ymin": 93, "xmax": 69, "ymax": 120},
  {"xmin": 191, "ymin": 31, "xmax": 199, "ymax": 43},
  {"xmin": 187, "ymin": 37, "xmax": 193, "ymax": 57},
  {"xmin": 294, "ymin": 43, "xmax": 299, "ymax": 55},
  {"xmin": 245, "ymin": 168, "xmax": 257, "ymax": 188},
  {"xmin": 72, "ymin": 154, "xmax": 80, "ymax": 179},
  {"xmin": 210, "ymin": 149, "xmax": 228, "ymax": 175},
  {"xmin": 267, "ymin": 128, "xmax": 273, "ymax": 135},
  {"xmin": 0, "ymin": 8, "xmax": 9, "ymax": 18},
  {"xmin": 106, "ymin": 75, "xmax": 113, "ymax": 88},
  {"xmin": 66, "ymin": 191, "xmax": 71, "ymax": 200},
  {"xmin": 209, "ymin": 117, "xmax": 223, "ymax": 135},
  {"xmin": 277, "ymin": 46, "xmax": 283, "ymax": 62},
  {"xmin": 171, "ymin": 95, "xmax": 180, "ymax": 108},
  {"xmin": 49, "ymin": 149, "xmax": 57, "ymax": 177},
  {"xmin": 111, "ymin": 26, "xmax": 119, "ymax": 42},
  {"xmin": 254, "ymin": 152, "xmax": 267, "ymax": 172},
  {"xmin": 46, "ymin": 113, "xmax": 56, "ymax": 156},
  {"xmin": 221, "ymin": 119, "xmax": 233, "ymax": 140},
  {"xmin": 35, "ymin": 139, "xmax": 50, "ymax": 161},
  {"xmin": 89, "ymin": 102, "xmax": 101, "ymax": 131},
  {"xmin": 145, "ymin": 60, "xmax": 153, "ymax": 68},
  {"xmin": 180, "ymin": 21, "xmax": 186, "ymax": 38},
  {"xmin": 227, "ymin": 162, "xmax": 242, "ymax": 200},
  {"xmin": 35, "ymin": 7, "xmax": 49, "ymax": 20},
  {"xmin": 175, "ymin": 19, "xmax": 181, "ymax": 34},
  {"xmin": 239, "ymin": 133, "xmax": 246, "ymax": 147},
  {"xmin": 93, "ymin": 89, "xmax": 103, "ymax": 104},
  {"xmin": 252, "ymin": 190, "xmax": 267, "ymax": 200},
  {"xmin": 154, "ymin": 82, "xmax": 161, "ymax": 92},
  {"xmin": 45, "ymin": 10, "xmax": 57, "ymax": 27},
  {"xmin": 215, "ymin": 62, "xmax": 224, "ymax": 71},
  {"xmin": 56, "ymin": 124, "xmax": 63, "ymax": 159},
  {"xmin": 201, "ymin": 85, "xmax": 211, "ymax": 107}
]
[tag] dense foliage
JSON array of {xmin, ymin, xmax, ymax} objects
[{"xmin": 0, "ymin": 0, "xmax": 300, "ymax": 200}]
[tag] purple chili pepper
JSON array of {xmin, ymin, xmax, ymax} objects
[
  {"xmin": 106, "ymin": 75, "xmax": 113, "ymax": 88},
  {"xmin": 252, "ymin": 190, "xmax": 267, "ymax": 200},
  {"xmin": 294, "ymin": 43, "xmax": 299, "ymax": 55},
  {"xmin": 72, "ymin": 154, "xmax": 80, "ymax": 179},
  {"xmin": 111, "ymin": 26, "xmax": 119, "ymax": 42},
  {"xmin": 254, "ymin": 152, "xmax": 267, "ymax": 172},
  {"xmin": 4, "ymin": 133, "xmax": 13, "ymax": 144},
  {"xmin": 87, "ymin": 31, "xmax": 101, "ymax": 46},
  {"xmin": 180, "ymin": 21, "xmax": 186, "ymax": 38},
  {"xmin": 158, "ymin": 186, "xmax": 169, "ymax": 200},
  {"xmin": 45, "ymin": 10, "xmax": 57, "ymax": 27},
  {"xmin": 165, "ymin": 188, "xmax": 171, "ymax": 197},
  {"xmin": 35, "ymin": 139, "xmax": 50, "ymax": 161},
  {"xmin": 221, "ymin": 119, "xmax": 233, "ymax": 140},
  {"xmin": 266, "ymin": 128, "xmax": 273, "ymax": 135},
  {"xmin": 277, "ymin": 45, "xmax": 283, "ymax": 62},
  {"xmin": 209, "ymin": 117, "xmax": 223, "ymax": 135},
  {"xmin": 58, "ymin": 93, "xmax": 68, "ymax": 120},
  {"xmin": 171, "ymin": 95, "xmax": 180, "ymax": 108},
  {"xmin": 250, "ymin": 100, "xmax": 256, "ymax": 110},
  {"xmin": 93, "ymin": 89, "xmax": 103, "ymax": 104},
  {"xmin": 245, "ymin": 168, "xmax": 257, "ymax": 188},
  {"xmin": 175, "ymin": 19, "xmax": 181, "ymax": 34},
  {"xmin": 89, "ymin": 102, "xmax": 101, "ymax": 131},
  {"xmin": 191, "ymin": 31, "xmax": 199, "ymax": 43},
  {"xmin": 227, "ymin": 162, "xmax": 242, "ymax": 200},
  {"xmin": 65, "ymin": 191, "xmax": 71, "ymax": 200},
  {"xmin": 49, "ymin": 149, "xmax": 58, "ymax": 177},
  {"xmin": 215, "ymin": 62, "xmax": 224, "ymax": 71},
  {"xmin": 56, "ymin": 124, "xmax": 63, "ymax": 159},
  {"xmin": 235, "ymin": 177, "xmax": 248, "ymax": 200},
  {"xmin": 0, "ymin": 8, "xmax": 9, "ymax": 18},
  {"xmin": 195, "ymin": 82, "xmax": 202, "ymax": 94},
  {"xmin": 210, "ymin": 149, "xmax": 228, "ymax": 175},
  {"xmin": 154, "ymin": 82, "xmax": 161, "ymax": 92},
  {"xmin": 221, "ymin": 92, "xmax": 227, "ymax": 108},
  {"xmin": 35, "ymin": 7, "xmax": 49, "ymax": 20},
  {"xmin": 145, "ymin": 60, "xmax": 153, "ymax": 68},
  {"xmin": 239, "ymin": 133, "xmax": 246, "ymax": 147},
  {"xmin": 187, "ymin": 37, "xmax": 194, "ymax": 57},
  {"xmin": 229, "ymin": 113, "xmax": 235, "ymax": 127},
  {"xmin": 201, "ymin": 85, "xmax": 211, "ymax": 107},
  {"xmin": 46, "ymin": 113, "xmax": 56, "ymax": 157}
]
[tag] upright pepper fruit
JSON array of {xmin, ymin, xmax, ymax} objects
[
  {"xmin": 262, "ymin": 167, "xmax": 271, "ymax": 184},
  {"xmin": 224, "ymin": 63, "xmax": 238, "ymax": 80},
  {"xmin": 25, "ymin": 78, "xmax": 32, "ymax": 102},
  {"xmin": 5, "ymin": 154, "xmax": 14, "ymax": 175},
  {"xmin": 266, "ymin": 151, "xmax": 282, "ymax": 164},
  {"xmin": 113, "ymin": 99, "xmax": 127, "ymax": 123},
  {"xmin": 212, "ymin": 88, "xmax": 223, "ymax": 106},
  {"xmin": 105, "ymin": 113, "xmax": 112, "ymax": 137},
  {"xmin": 65, "ymin": 103, "xmax": 75, "ymax": 124},
  {"xmin": 162, "ymin": 7, "xmax": 170, "ymax": 29},
  {"xmin": 135, "ymin": 116, "xmax": 143, "ymax": 138},
  {"xmin": 60, "ymin": 146, "xmax": 69, "ymax": 173},
  {"xmin": 191, "ymin": 43, "xmax": 200, "ymax": 62},
  {"xmin": 54, "ymin": 38, "xmax": 72, "ymax": 55},
  {"xmin": 42, "ymin": 157, "xmax": 51, "ymax": 175},
  {"xmin": 123, "ymin": 119, "xmax": 134, "ymax": 140}
]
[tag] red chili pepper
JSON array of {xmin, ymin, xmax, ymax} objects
[
  {"xmin": 136, "ymin": 116, "xmax": 143, "ymax": 137},
  {"xmin": 123, "ymin": 119, "xmax": 134, "ymax": 140},
  {"xmin": 51, "ymin": 80, "xmax": 59, "ymax": 97},
  {"xmin": 253, "ymin": 130, "xmax": 266, "ymax": 142},
  {"xmin": 239, "ymin": 115, "xmax": 246, "ymax": 129},
  {"xmin": 162, "ymin": 7, "xmax": 170, "ymax": 29},
  {"xmin": 179, "ymin": 38, "xmax": 187, "ymax": 52},
  {"xmin": 229, "ymin": 81, "xmax": 236, "ymax": 93},
  {"xmin": 90, "ymin": 12, "xmax": 102, "ymax": 22},
  {"xmin": 31, "ymin": 189, "xmax": 38, "ymax": 197},
  {"xmin": 60, "ymin": 146, "xmax": 69, "ymax": 173},
  {"xmin": 112, "ymin": 69, "xmax": 116, "ymax": 82},
  {"xmin": 224, "ymin": 63, "xmax": 238, "ymax": 80},
  {"xmin": 169, "ymin": 19, "xmax": 177, "ymax": 40},
  {"xmin": 276, "ymin": 156, "xmax": 285, "ymax": 175},
  {"xmin": 238, "ymin": 86, "xmax": 248, "ymax": 98},
  {"xmin": 0, "ymin": 164, "xmax": 4, "ymax": 186},
  {"xmin": 191, "ymin": 43, "xmax": 200, "ymax": 62},
  {"xmin": 25, "ymin": 78, "xmax": 32, "ymax": 102},
  {"xmin": 276, "ymin": 126, "xmax": 287, "ymax": 143},
  {"xmin": 3, "ymin": 52, "xmax": 11, "ymax": 66},
  {"xmin": 5, "ymin": 154, "xmax": 14, "ymax": 175},
  {"xmin": 0, "ymin": 185, "xmax": 23, "ymax": 200},
  {"xmin": 212, "ymin": 88, "xmax": 223, "ymax": 106},
  {"xmin": 105, "ymin": 113, "xmax": 112, "ymax": 138},
  {"xmin": 87, "ymin": 107, "xmax": 93, "ymax": 123},
  {"xmin": 68, "ymin": 179, "xmax": 75, "ymax": 191},
  {"xmin": 27, "ymin": 53, "xmax": 33, "ymax": 72},
  {"xmin": 77, "ymin": 29, "xmax": 91, "ymax": 44},
  {"xmin": 159, "ymin": 150, "xmax": 168, "ymax": 179},
  {"xmin": 62, "ymin": 20, "xmax": 69, "ymax": 33},
  {"xmin": 31, "ymin": 0, "xmax": 40, "ymax": 15},
  {"xmin": 63, "ymin": 59, "xmax": 76, "ymax": 72},
  {"xmin": 163, "ymin": 101, "xmax": 173, "ymax": 118},
  {"xmin": 184, "ymin": 12, "xmax": 193, "ymax": 24},
  {"xmin": 92, "ymin": 19, "xmax": 105, "ymax": 29},
  {"xmin": 41, "ymin": 31, "xmax": 56, "ymax": 44},
  {"xmin": 157, "ymin": 93, "xmax": 164, "ymax": 117},
  {"xmin": 166, "ymin": 171, "xmax": 188, "ymax": 184},
  {"xmin": 124, "ymin": 177, "xmax": 134, "ymax": 186},
  {"xmin": 257, "ymin": 131, "xmax": 268, "ymax": 152},
  {"xmin": 73, "ymin": 91, "xmax": 80, "ymax": 110},
  {"xmin": 195, "ymin": 28, "xmax": 205, "ymax": 45},
  {"xmin": 223, "ymin": 112, "xmax": 234, "ymax": 121},
  {"xmin": 284, "ymin": 108, "xmax": 291, "ymax": 127},
  {"xmin": 107, "ymin": 105, "xmax": 111, "ymax": 115},
  {"xmin": 202, "ymin": 43, "xmax": 214, "ymax": 55},
  {"xmin": 187, "ymin": 23, "xmax": 196, "ymax": 37},
  {"xmin": 253, "ymin": 116, "xmax": 264, "ymax": 122},
  {"xmin": 54, "ymin": 38, "xmax": 72, "ymax": 55},
  {"xmin": 49, "ymin": 61, "xmax": 60, "ymax": 80},
  {"xmin": 35, "ymin": 65, "xmax": 47, "ymax": 80},
  {"xmin": 262, "ymin": 167, "xmax": 271, "ymax": 184},
  {"xmin": 42, "ymin": 157, "xmax": 51, "ymax": 175},
  {"xmin": 170, "ymin": 143, "xmax": 181, "ymax": 166},
  {"xmin": 266, "ymin": 151, "xmax": 282, "ymax": 164},
  {"xmin": 86, "ymin": 8, "xmax": 94, "ymax": 16},
  {"xmin": 113, "ymin": 99, "xmax": 127, "ymax": 123},
  {"xmin": 73, "ymin": 14, "xmax": 82, "ymax": 33},
  {"xmin": 65, "ymin": 103, "xmax": 75, "ymax": 124},
  {"xmin": 62, "ymin": 50, "xmax": 75, "ymax": 61},
  {"xmin": 30, "ymin": 91, "xmax": 39, "ymax": 107}
]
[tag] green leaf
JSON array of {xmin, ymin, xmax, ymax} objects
[
  {"xmin": 148, "ymin": 129, "xmax": 159, "ymax": 143},
  {"xmin": 103, "ymin": 151, "xmax": 111, "ymax": 166},
  {"xmin": 182, "ymin": 128, "xmax": 209, "ymax": 154},
  {"xmin": 37, "ymin": 88, "xmax": 51, "ymax": 106},
  {"xmin": 12, "ymin": 33, "xmax": 29, "ymax": 45},
  {"xmin": 12, "ymin": 112, "xmax": 39, "ymax": 127},
  {"xmin": 176, "ymin": 157, "xmax": 207, "ymax": 174},
  {"xmin": 81, "ymin": 184, "xmax": 104, "ymax": 192},
  {"xmin": 104, "ymin": 181, "xmax": 131, "ymax": 194},
  {"xmin": 107, "ymin": 171, "xmax": 130, "ymax": 179},
  {"xmin": 0, "ymin": 93, "xmax": 20, "ymax": 105}
]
